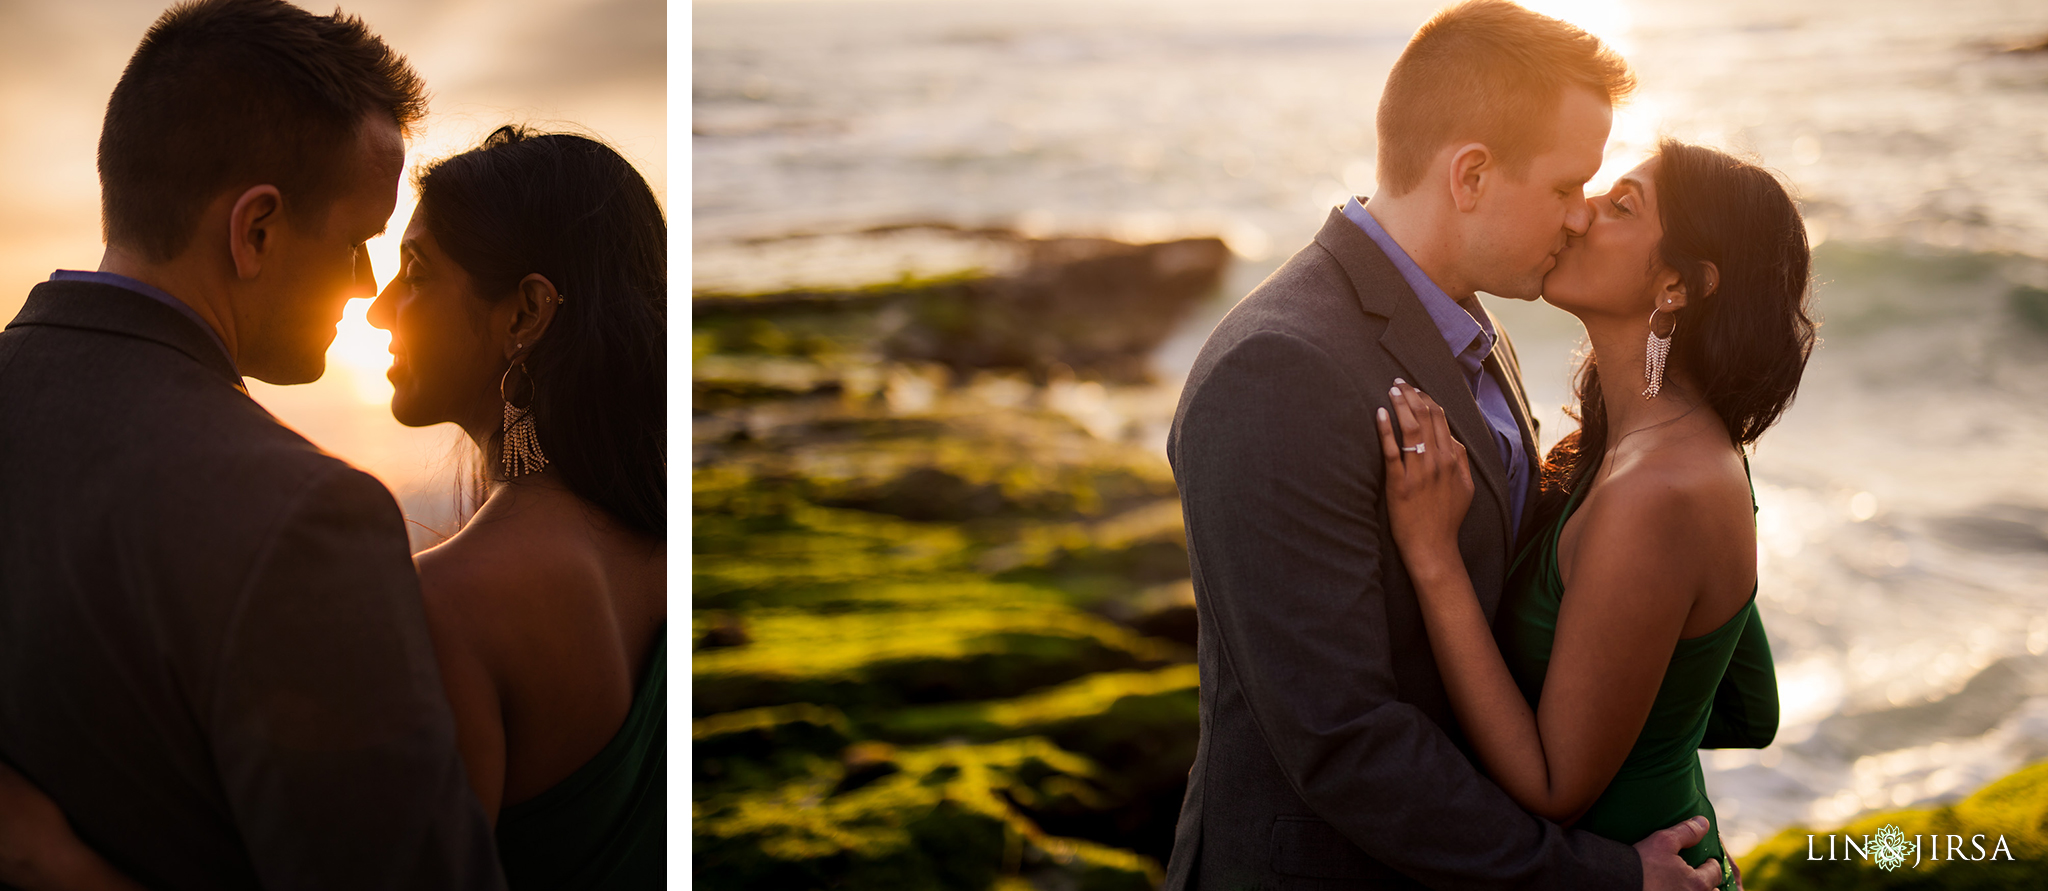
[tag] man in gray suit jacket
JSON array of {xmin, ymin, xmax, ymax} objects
[
  {"xmin": 0, "ymin": 2, "xmax": 502, "ymax": 888},
  {"xmin": 1163, "ymin": 3, "xmax": 1724, "ymax": 888}
]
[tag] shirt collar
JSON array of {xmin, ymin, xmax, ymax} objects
[
  {"xmin": 49, "ymin": 270, "xmax": 236, "ymax": 371},
  {"xmin": 1341, "ymin": 197, "xmax": 1496, "ymax": 372}
]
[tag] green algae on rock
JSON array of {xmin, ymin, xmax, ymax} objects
[
  {"xmin": 692, "ymin": 227, "xmax": 1224, "ymax": 887},
  {"xmin": 693, "ymin": 737, "xmax": 1158, "ymax": 891}
]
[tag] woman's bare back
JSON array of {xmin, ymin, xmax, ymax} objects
[{"xmin": 415, "ymin": 475, "xmax": 667, "ymax": 816}]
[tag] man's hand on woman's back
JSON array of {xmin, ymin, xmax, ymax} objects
[{"xmin": 1637, "ymin": 816, "xmax": 1725, "ymax": 891}]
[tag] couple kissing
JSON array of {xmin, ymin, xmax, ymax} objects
[{"xmin": 1164, "ymin": 1, "xmax": 1813, "ymax": 889}]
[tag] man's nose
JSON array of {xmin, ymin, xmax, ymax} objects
[
  {"xmin": 1564, "ymin": 198, "xmax": 1593, "ymax": 237},
  {"xmin": 352, "ymin": 246, "xmax": 378, "ymax": 299}
]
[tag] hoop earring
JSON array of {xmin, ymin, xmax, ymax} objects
[
  {"xmin": 1643, "ymin": 308, "xmax": 1676, "ymax": 399},
  {"xmin": 500, "ymin": 358, "xmax": 547, "ymax": 477}
]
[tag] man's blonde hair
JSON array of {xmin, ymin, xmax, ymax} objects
[{"xmin": 1375, "ymin": 0, "xmax": 1635, "ymax": 195}]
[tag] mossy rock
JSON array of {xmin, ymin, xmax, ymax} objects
[
  {"xmin": 874, "ymin": 665, "xmax": 1201, "ymax": 866},
  {"xmin": 699, "ymin": 576, "xmax": 1075, "ymax": 617},
  {"xmin": 982, "ymin": 499, "xmax": 1191, "ymax": 600},
  {"xmin": 1743, "ymin": 758, "xmax": 2048, "ymax": 889},
  {"xmin": 692, "ymin": 737, "xmax": 1160, "ymax": 891},
  {"xmin": 875, "ymin": 665, "xmax": 1197, "ymax": 753},
  {"xmin": 694, "ymin": 703, "xmax": 853, "ymax": 794},
  {"xmin": 692, "ymin": 606, "xmax": 1184, "ymax": 716},
  {"xmin": 691, "ymin": 480, "xmax": 982, "ymax": 605},
  {"xmin": 789, "ymin": 411, "xmax": 1178, "ymax": 523}
]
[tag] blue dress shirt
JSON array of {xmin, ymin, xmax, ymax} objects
[
  {"xmin": 1342, "ymin": 197, "xmax": 1530, "ymax": 541},
  {"xmin": 51, "ymin": 270, "xmax": 235, "ymax": 371}
]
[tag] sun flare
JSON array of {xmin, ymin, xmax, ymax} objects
[{"xmin": 325, "ymin": 147, "xmax": 428, "ymax": 406}]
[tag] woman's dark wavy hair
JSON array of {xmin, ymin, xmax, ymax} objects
[
  {"xmin": 415, "ymin": 125, "xmax": 666, "ymax": 537},
  {"xmin": 1541, "ymin": 138, "xmax": 1816, "ymax": 501}
]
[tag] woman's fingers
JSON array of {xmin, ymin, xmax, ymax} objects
[
  {"xmin": 1388, "ymin": 383, "xmax": 1423, "ymax": 454},
  {"xmin": 1424, "ymin": 390, "xmax": 1455, "ymax": 456},
  {"xmin": 1392, "ymin": 380, "xmax": 1441, "ymax": 474},
  {"xmin": 1375, "ymin": 406, "xmax": 1404, "ymax": 478}
]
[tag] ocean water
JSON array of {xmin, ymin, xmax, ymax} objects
[{"xmin": 695, "ymin": 0, "xmax": 2048, "ymax": 856}]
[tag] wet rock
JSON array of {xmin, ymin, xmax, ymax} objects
[
  {"xmin": 2012, "ymin": 285, "xmax": 2048, "ymax": 332},
  {"xmin": 870, "ymin": 665, "xmax": 1199, "ymax": 867},
  {"xmin": 694, "ymin": 230, "xmax": 1230, "ymax": 383},
  {"xmin": 1998, "ymin": 35, "xmax": 2048, "ymax": 55},
  {"xmin": 980, "ymin": 499, "xmax": 1191, "ymax": 599},
  {"xmin": 689, "ymin": 228, "xmax": 1212, "ymax": 888},
  {"xmin": 693, "ymin": 737, "xmax": 1159, "ymax": 891},
  {"xmin": 1110, "ymin": 581, "xmax": 1199, "ymax": 649},
  {"xmin": 822, "ymin": 466, "xmax": 1013, "ymax": 522},
  {"xmin": 882, "ymin": 237, "xmax": 1232, "ymax": 383},
  {"xmin": 696, "ymin": 611, "xmax": 752, "ymax": 649},
  {"xmin": 693, "ymin": 703, "xmax": 853, "ymax": 793},
  {"xmin": 833, "ymin": 741, "xmax": 904, "ymax": 795},
  {"xmin": 692, "ymin": 606, "xmax": 1185, "ymax": 717}
]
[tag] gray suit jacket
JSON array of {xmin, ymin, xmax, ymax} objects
[
  {"xmin": 1162, "ymin": 210, "xmax": 1640, "ymax": 890},
  {"xmin": 0, "ymin": 281, "xmax": 504, "ymax": 890}
]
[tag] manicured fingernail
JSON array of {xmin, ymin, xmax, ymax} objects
[
  {"xmin": 1377, "ymin": 407, "xmax": 1388, "ymax": 420},
  {"xmin": 1390, "ymin": 387, "xmax": 1402, "ymax": 397},
  {"xmin": 1393, "ymin": 378, "xmax": 1406, "ymax": 384}
]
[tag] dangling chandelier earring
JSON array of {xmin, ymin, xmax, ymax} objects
[
  {"xmin": 1642, "ymin": 305, "xmax": 1677, "ymax": 399},
  {"xmin": 500, "ymin": 348, "xmax": 547, "ymax": 477}
]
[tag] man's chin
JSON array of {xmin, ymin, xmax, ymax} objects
[
  {"xmin": 244, "ymin": 355, "xmax": 327, "ymax": 387},
  {"xmin": 1485, "ymin": 281, "xmax": 1545, "ymax": 302}
]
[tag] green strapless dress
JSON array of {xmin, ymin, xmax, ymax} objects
[
  {"xmin": 496, "ymin": 628, "xmax": 667, "ymax": 889},
  {"xmin": 1497, "ymin": 476, "xmax": 1777, "ymax": 891}
]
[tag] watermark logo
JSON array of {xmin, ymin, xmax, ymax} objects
[
  {"xmin": 1808, "ymin": 824, "xmax": 2014, "ymax": 869},
  {"xmin": 1868, "ymin": 824, "xmax": 1911, "ymax": 872}
]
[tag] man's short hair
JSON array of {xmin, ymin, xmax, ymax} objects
[
  {"xmin": 1375, "ymin": 0, "xmax": 1635, "ymax": 196},
  {"xmin": 99, "ymin": 0, "xmax": 428, "ymax": 262}
]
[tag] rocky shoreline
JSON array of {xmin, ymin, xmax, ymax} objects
[{"xmin": 692, "ymin": 229, "xmax": 1227, "ymax": 888}]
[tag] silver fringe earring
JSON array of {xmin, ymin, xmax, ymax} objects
[
  {"xmin": 500, "ymin": 354, "xmax": 547, "ymax": 477},
  {"xmin": 1642, "ymin": 308, "xmax": 1676, "ymax": 399}
]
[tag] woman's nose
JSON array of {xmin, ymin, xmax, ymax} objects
[{"xmin": 367, "ymin": 276, "xmax": 396, "ymax": 331}]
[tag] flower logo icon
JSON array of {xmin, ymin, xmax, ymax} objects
[{"xmin": 1870, "ymin": 823, "xmax": 1913, "ymax": 871}]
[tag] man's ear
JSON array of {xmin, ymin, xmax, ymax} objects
[
  {"xmin": 1448, "ymin": 143, "xmax": 1492, "ymax": 213},
  {"xmin": 502, "ymin": 273, "xmax": 562, "ymax": 360},
  {"xmin": 228, "ymin": 185, "xmax": 282, "ymax": 281}
]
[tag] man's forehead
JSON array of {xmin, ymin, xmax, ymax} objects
[
  {"xmin": 337, "ymin": 112, "xmax": 405, "ymax": 184},
  {"xmin": 1550, "ymin": 88, "xmax": 1613, "ymax": 160}
]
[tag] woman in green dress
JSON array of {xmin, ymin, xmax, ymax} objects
[
  {"xmin": 1374, "ymin": 139, "xmax": 1811, "ymax": 891},
  {"xmin": 0, "ymin": 127, "xmax": 667, "ymax": 890}
]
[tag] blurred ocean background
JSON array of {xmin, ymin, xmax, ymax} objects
[
  {"xmin": 693, "ymin": 0, "xmax": 2048, "ymax": 876},
  {"xmin": 0, "ymin": 0, "xmax": 665, "ymax": 549}
]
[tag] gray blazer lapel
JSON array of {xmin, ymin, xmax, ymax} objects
[{"xmin": 1309, "ymin": 211, "xmax": 1514, "ymax": 544}]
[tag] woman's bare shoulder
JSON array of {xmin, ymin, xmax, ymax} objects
[
  {"xmin": 1585, "ymin": 446, "xmax": 1750, "ymax": 536},
  {"xmin": 415, "ymin": 498, "xmax": 610, "ymax": 646}
]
